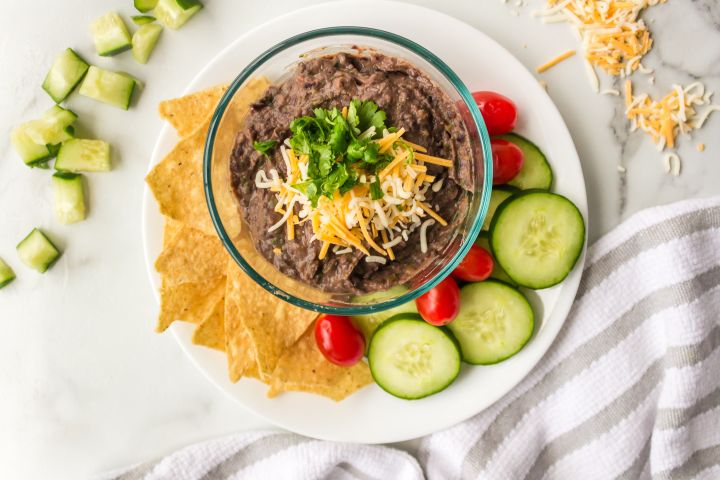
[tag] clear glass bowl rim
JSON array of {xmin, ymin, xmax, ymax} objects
[{"xmin": 204, "ymin": 26, "xmax": 493, "ymax": 315}]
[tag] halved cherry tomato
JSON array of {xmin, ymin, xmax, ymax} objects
[
  {"xmin": 472, "ymin": 91, "xmax": 517, "ymax": 136},
  {"xmin": 314, "ymin": 314, "xmax": 365, "ymax": 366},
  {"xmin": 415, "ymin": 276, "xmax": 460, "ymax": 326},
  {"xmin": 452, "ymin": 244, "xmax": 494, "ymax": 282},
  {"xmin": 491, "ymin": 139, "xmax": 524, "ymax": 185}
]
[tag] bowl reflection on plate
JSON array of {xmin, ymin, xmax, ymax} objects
[{"xmin": 204, "ymin": 26, "xmax": 492, "ymax": 315}]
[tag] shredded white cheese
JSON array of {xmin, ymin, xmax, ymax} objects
[{"xmin": 420, "ymin": 219, "xmax": 436, "ymax": 254}]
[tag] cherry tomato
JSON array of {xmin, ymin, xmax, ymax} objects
[
  {"xmin": 314, "ymin": 314, "xmax": 365, "ymax": 366},
  {"xmin": 472, "ymin": 91, "xmax": 518, "ymax": 136},
  {"xmin": 491, "ymin": 139, "xmax": 524, "ymax": 185},
  {"xmin": 452, "ymin": 244, "xmax": 495, "ymax": 282},
  {"xmin": 415, "ymin": 276, "xmax": 460, "ymax": 326}
]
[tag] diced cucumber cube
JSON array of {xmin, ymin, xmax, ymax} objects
[
  {"xmin": 55, "ymin": 139, "xmax": 111, "ymax": 172},
  {"xmin": 132, "ymin": 23, "xmax": 163, "ymax": 64},
  {"xmin": 134, "ymin": 0, "xmax": 158, "ymax": 13},
  {"xmin": 23, "ymin": 106, "xmax": 78, "ymax": 146},
  {"xmin": 155, "ymin": 0, "xmax": 202, "ymax": 29},
  {"xmin": 16, "ymin": 228, "xmax": 61, "ymax": 273},
  {"xmin": 132, "ymin": 15, "xmax": 156, "ymax": 25},
  {"xmin": 0, "ymin": 258, "xmax": 16, "ymax": 289},
  {"xmin": 91, "ymin": 12, "xmax": 132, "ymax": 56},
  {"xmin": 42, "ymin": 48, "xmax": 90, "ymax": 103},
  {"xmin": 52, "ymin": 172, "xmax": 87, "ymax": 224},
  {"xmin": 79, "ymin": 66, "xmax": 137, "ymax": 110},
  {"xmin": 10, "ymin": 127, "xmax": 52, "ymax": 167}
]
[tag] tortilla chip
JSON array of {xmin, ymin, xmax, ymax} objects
[
  {"xmin": 156, "ymin": 277, "xmax": 225, "ymax": 332},
  {"xmin": 146, "ymin": 122, "xmax": 216, "ymax": 234},
  {"xmin": 224, "ymin": 259, "xmax": 317, "ymax": 381},
  {"xmin": 147, "ymin": 77, "xmax": 271, "ymax": 236},
  {"xmin": 159, "ymin": 84, "xmax": 228, "ymax": 138},
  {"xmin": 192, "ymin": 296, "xmax": 226, "ymax": 351},
  {"xmin": 267, "ymin": 323, "xmax": 373, "ymax": 401},
  {"xmin": 155, "ymin": 225, "xmax": 228, "ymax": 285},
  {"xmin": 224, "ymin": 266, "xmax": 259, "ymax": 381},
  {"xmin": 163, "ymin": 218, "xmax": 184, "ymax": 248}
]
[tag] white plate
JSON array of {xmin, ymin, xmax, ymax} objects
[{"xmin": 142, "ymin": 0, "xmax": 587, "ymax": 443}]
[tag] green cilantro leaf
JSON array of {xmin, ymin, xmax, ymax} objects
[
  {"xmin": 253, "ymin": 140, "xmax": 277, "ymax": 157},
  {"xmin": 369, "ymin": 178, "xmax": 383, "ymax": 200}
]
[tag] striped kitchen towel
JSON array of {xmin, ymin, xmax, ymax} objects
[{"xmin": 106, "ymin": 196, "xmax": 720, "ymax": 480}]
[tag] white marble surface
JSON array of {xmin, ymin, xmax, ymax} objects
[{"xmin": 0, "ymin": 0, "xmax": 718, "ymax": 478}]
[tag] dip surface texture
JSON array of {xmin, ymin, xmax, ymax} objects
[{"xmin": 230, "ymin": 52, "xmax": 473, "ymax": 294}]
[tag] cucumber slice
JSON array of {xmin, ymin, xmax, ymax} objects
[
  {"xmin": 23, "ymin": 106, "xmax": 77, "ymax": 146},
  {"xmin": 448, "ymin": 281, "xmax": 534, "ymax": 365},
  {"xmin": 368, "ymin": 316, "xmax": 460, "ymax": 399},
  {"xmin": 52, "ymin": 172, "xmax": 86, "ymax": 224},
  {"xmin": 42, "ymin": 48, "xmax": 90, "ymax": 103},
  {"xmin": 10, "ymin": 127, "xmax": 52, "ymax": 167},
  {"xmin": 482, "ymin": 186, "xmax": 518, "ymax": 231},
  {"xmin": 132, "ymin": 15, "xmax": 156, "ymax": 25},
  {"xmin": 351, "ymin": 286, "xmax": 418, "ymax": 350},
  {"xmin": 16, "ymin": 229, "xmax": 61, "ymax": 273},
  {"xmin": 134, "ymin": 0, "xmax": 158, "ymax": 12},
  {"xmin": 90, "ymin": 12, "xmax": 132, "ymax": 56},
  {"xmin": 79, "ymin": 66, "xmax": 136, "ymax": 110},
  {"xmin": 490, "ymin": 191, "xmax": 585, "ymax": 289},
  {"xmin": 132, "ymin": 23, "xmax": 163, "ymax": 64},
  {"xmin": 155, "ymin": 0, "xmax": 202, "ymax": 29},
  {"xmin": 474, "ymin": 232, "xmax": 516, "ymax": 286},
  {"xmin": 498, "ymin": 133, "xmax": 553, "ymax": 191},
  {"xmin": 55, "ymin": 139, "xmax": 111, "ymax": 172},
  {"xmin": 0, "ymin": 258, "xmax": 16, "ymax": 289}
]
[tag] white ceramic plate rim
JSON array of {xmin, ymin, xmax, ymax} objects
[{"xmin": 142, "ymin": 0, "xmax": 588, "ymax": 444}]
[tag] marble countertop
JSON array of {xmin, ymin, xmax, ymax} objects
[{"xmin": 1, "ymin": 0, "xmax": 718, "ymax": 478}]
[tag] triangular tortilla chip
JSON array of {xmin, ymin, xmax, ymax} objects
[
  {"xmin": 155, "ymin": 225, "xmax": 228, "ymax": 285},
  {"xmin": 224, "ymin": 265, "xmax": 259, "ymax": 381},
  {"xmin": 147, "ymin": 77, "xmax": 270, "ymax": 237},
  {"xmin": 159, "ymin": 84, "xmax": 228, "ymax": 138},
  {"xmin": 224, "ymin": 259, "xmax": 317, "ymax": 381},
  {"xmin": 267, "ymin": 322, "xmax": 373, "ymax": 401},
  {"xmin": 146, "ymin": 122, "xmax": 215, "ymax": 235},
  {"xmin": 192, "ymin": 296, "xmax": 226, "ymax": 352},
  {"xmin": 156, "ymin": 277, "xmax": 225, "ymax": 332}
]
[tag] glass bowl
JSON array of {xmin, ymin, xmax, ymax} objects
[{"xmin": 204, "ymin": 26, "xmax": 492, "ymax": 315}]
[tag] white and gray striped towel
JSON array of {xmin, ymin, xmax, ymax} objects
[{"xmin": 107, "ymin": 196, "xmax": 720, "ymax": 480}]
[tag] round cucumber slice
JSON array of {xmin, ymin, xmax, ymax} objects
[
  {"xmin": 351, "ymin": 286, "xmax": 418, "ymax": 352},
  {"xmin": 496, "ymin": 133, "xmax": 553, "ymax": 190},
  {"xmin": 490, "ymin": 191, "xmax": 585, "ymax": 289},
  {"xmin": 368, "ymin": 317, "xmax": 460, "ymax": 399},
  {"xmin": 482, "ymin": 186, "xmax": 519, "ymax": 231},
  {"xmin": 448, "ymin": 281, "xmax": 534, "ymax": 365}
]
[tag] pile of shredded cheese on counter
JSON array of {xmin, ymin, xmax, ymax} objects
[
  {"xmin": 255, "ymin": 129, "xmax": 452, "ymax": 264},
  {"xmin": 521, "ymin": 0, "xmax": 718, "ymax": 174},
  {"xmin": 535, "ymin": 0, "xmax": 663, "ymax": 86}
]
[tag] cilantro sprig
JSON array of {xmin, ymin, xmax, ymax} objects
[{"xmin": 255, "ymin": 99, "xmax": 393, "ymax": 207}]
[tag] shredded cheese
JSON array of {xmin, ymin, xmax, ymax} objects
[
  {"xmin": 624, "ymin": 80, "xmax": 719, "ymax": 169},
  {"xmin": 536, "ymin": 49, "xmax": 577, "ymax": 73},
  {"xmin": 255, "ymin": 128, "xmax": 454, "ymax": 262}
]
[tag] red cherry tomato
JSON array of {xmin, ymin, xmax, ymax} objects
[
  {"xmin": 452, "ymin": 244, "xmax": 495, "ymax": 282},
  {"xmin": 314, "ymin": 314, "xmax": 365, "ymax": 366},
  {"xmin": 491, "ymin": 139, "xmax": 524, "ymax": 185},
  {"xmin": 415, "ymin": 276, "xmax": 460, "ymax": 326},
  {"xmin": 472, "ymin": 91, "xmax": 518, "ymax": 136}
]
